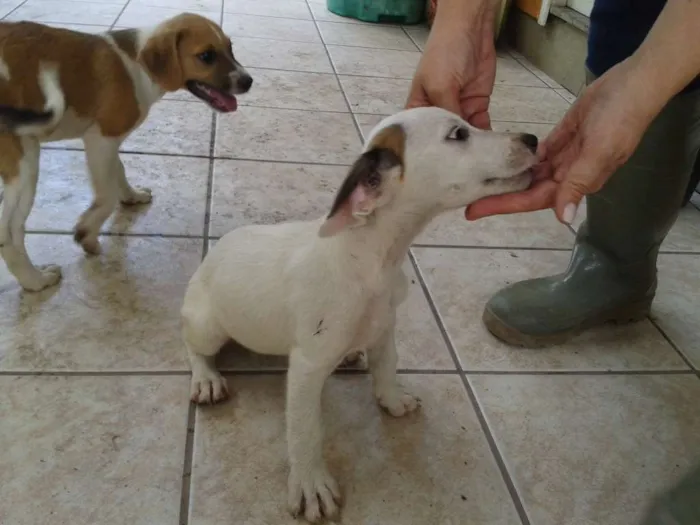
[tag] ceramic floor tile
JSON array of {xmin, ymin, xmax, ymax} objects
[
  {"xmin": 495, "ymin": 54, "xmax": 548, "ymax": 87},
  {"xmin": 223, "ymin": 0, "xmax": 311, "ymax": 19},
  {"xmin": 318, "ymin": 21, "xmax": 416, "ymax": 50},
  {"xmin": 0, "ymin": 0, "xmax": 24, "ymax": 18},
  {"xmin": 189, "ymin": 374, "xmax": 521, "ymax": 525},
  {"xmin": 413, "ymin": 247, "xmax": 689, "ymax": 371},
  {"xmin": 416, "ymin": 209, "xmax": 574, "ymax": 249},
  {"xmin": 214, "ymin": 259, "xmax": 454, "ymax": 371},
  {"xmin": 44, "ymin": 22, "xmax": 110, "ymax": 32},
  {"xmin": 122, "ymin": 101, "xmax": 213, "ymax": 156},
  {"xmin": 232, "ymin": 37, "xmax": 332, "ymax": 72},
  {"xmin": 403, "ymin": 25, "xmax": 429, "ymax": 50},
  {"xmin": 471, "ymin": 374, "xmax": 700, "ymax": 525},
  {"xmin": 0, "ymin": 375, "xmax": 189, "ymax": 525},
  {"xmin": 658, "ymin": 205, "xmax": 700, "ymax": 253},
  {"xmin": 555, "ymin": 88, "xmax": 577, "ymax": 103},
  {"xmin": 116, "ymin": 4, "xmax": 220, "ymax": 26},
  {"xmin": 508, "ymin": 50, "xmax": 564, "ymax": 89},
  {"xmin": 490, "ymin": 85, "xmax": 571, "ymax": 123},
  {"xmin": 571, "ymin": 198, "xmax": 700, "ymax": 253},
  {"xmin": 209, "ymin": 159, "xmax": 345, "ymax": 236},
  {"xmin": 242, "ymin": 68, "xmax": 347, "ymax": 112},
  {"xmin": 215, "ymin": 107, "xmax": 361, "ymax": 163},
  {"xmin": 327, "ymin": 44, "xmax": 421, "ymax": 79},
  {"xmin": 355, "ymin": 113, "xmax": 387, "ymax": 140},
  {"xmin": 653, "ymin": 254, "xmax": 700, "ymax": 368},
  {"xmin": 339, "ymin": 75, "xmax": 410, "ymax": 115},
  {"xmin": 130, "ymin": 0, "xmax": 221, "ymax": 11},
  {"xmin": 27, "ymin": 151, "xmax": 209, "ymax": 236},
  {"xmin": 6, "ymin": 0, "xmax": 124, "ymax": 25},
  {"xmin": 222, "ymin": 13, "xmax": 320, "ymax": 43},
  {"xmin": 0, "ymin": 235, "xmax": 200, "ymax": 371}
]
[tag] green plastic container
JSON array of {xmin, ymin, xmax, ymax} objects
[{"xmin": 326, "ymin": 0, "xmax": 425, "ymax": 25}]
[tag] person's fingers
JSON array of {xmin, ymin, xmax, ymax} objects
[
  {"xmin": 429, "ymin": 87, "xmax": 462, "ymax": 116},
  {"xmin": 467, "ymin": 110, "xmax": 491, "ymax": 130},
  {"xmin": 538, "ymin": 111, "xmax": 578, "ymax": 162},
  {"xmin": 553, "ymin": 156, "xmax": 607, "ymax": 224},
  {"xmin": 405, "ymin": 81, "xmax": 429, "ymax": 109},
  {"xmin": 465, "ymin": 179, "xmax": 558, "ymax": 220},
  {"xmin": 461, "ymin": 97, "xmax": 492, "ymax": 130}
]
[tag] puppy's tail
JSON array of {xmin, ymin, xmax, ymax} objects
[
  {"xmin": 1, "ymin": 62, "xmax": 65, "ymax": 135},
  {"xmin": 0, "ymin": 105, "xmax": 55, "ymax": 133}
]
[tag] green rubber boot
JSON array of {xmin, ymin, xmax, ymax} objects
[{"xmin": 483, "ymin": 85, "xmax": 700, "ymax": 348}]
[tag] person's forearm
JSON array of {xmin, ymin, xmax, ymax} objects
[
  {"xmin": 433, "ymin": 0, "xmax": 498, "ymax": 34},
  {"xmin": 628, "ymin": 0, "xmax": 700, "ymax": 114}
]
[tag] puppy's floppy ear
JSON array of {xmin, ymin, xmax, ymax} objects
[
  {"xmin": 319, "ymin": 124, "xmax": 405, "ymax": 238},
  {"xmin": 140, "ymin": 28, "xmax": 185, "ymax": 92}
]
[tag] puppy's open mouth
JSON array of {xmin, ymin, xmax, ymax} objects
[
  {"xmin": 484, "ymin": 167, "xmax": 534, "ymax": 186},
  {"xmin": 186, "ymin": 80, "xmax": 238, "ymax": 113}
]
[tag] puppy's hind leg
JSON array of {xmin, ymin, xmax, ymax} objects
[
  {"xmin": 75, "ymin": 130, "xmax": 122, "ymax": 255},
  {"xmin": 114, "ymin": 155, "xmax": 152, "ymax": 206},
  {"xmin": 182, "ymin": 280, "xmax": 229, "ymax": 405},
  {"xmin": 0, "ymin": 136, "xmax": 62, "ymax": 291}
]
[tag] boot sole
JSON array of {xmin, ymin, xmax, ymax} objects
[{"xmin": 483, "ymin": 297, "xmax": 654, "ymax": 349}]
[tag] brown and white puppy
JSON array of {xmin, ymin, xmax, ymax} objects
[{"xmin": 0, "ymin": 13, "xmax": 252, "ymax": 291}]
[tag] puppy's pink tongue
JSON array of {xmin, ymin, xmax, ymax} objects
[{"xmin": 211, "ymin": 92, "xmax": 238, "ymax": 112}]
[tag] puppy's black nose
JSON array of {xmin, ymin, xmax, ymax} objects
[
  {"xmin": 520, "ymin": 133, "xmax": 538, "ymax": 153},
  {"xmin": 238, "ymin": 74, "xmax": 253, "ymax": 92}
]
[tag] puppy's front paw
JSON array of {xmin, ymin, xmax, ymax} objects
[
  {"xmin": 121, "ymin": 186, "xmax": 152, "ymax": 205},
  {"xmin": 73, "ymin": 226, "xmax": 101, "ymax": 256},
  {"xmin": 190, "ymin": 372, "xmax": 229, "ymax": 405},
  {"xmin": 378, "ymin": 388, "xmax": 420, "ymax": 417},
  {"xmin": 22, "ymin": 264, "xmax": 62, "ymax": 292},
  {"xmin": 288, "ymin": 465, "xmax": 341, "ymax": 523}
]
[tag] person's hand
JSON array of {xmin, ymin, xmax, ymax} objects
[
  {"xmin": 406, "ymin": 6, "xmax": 496, "ymax": 129},
  {"xmin": 465, "ymin": 57, "xmax": 663, "ymax": 223}
]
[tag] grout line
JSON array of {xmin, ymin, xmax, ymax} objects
[
  {"xmin": 201, "ymin": 111, "xmax": 218, "ymax": 256},
  {"xmin": 401, "ymin": 25, "xmax": 423, "ymax": 52},
  {"xmin": 1, "ymin": 368, "xmax": 695, "ymax": 378},
  {"xmin": 408, "ymin": 250, "xmax": 533, "ymax": 525},
  {"xmin": 412, "ymin": 243, "xmax": 572, "ymax": 251},
  {"xmin": 178, "ymin": 403, "xmax": 197, "ymax": 525},
  {"xmin": 24, "ymin": 230, "xmax": 204, "ymax": 239},
  {"xmin": 18, "ymin": 231, "xmax": 700, "ymax": 257},
  {"xmin": 0, "ymin": 370, "xmax": 191, "ymax": 376},
  {"xmin": 39, "ymin": 145, "xmax": 356, "ymax": 166},
  {"xmin": 506, "ymin": 48, "xmax": 563, "ymax": 90},
  {"xmin": 233, "ymin": 32, "xmax": 419, "ymax": 52},
  {"xmin": 648, "ymin": 317, "xmax": 697, "ymax": 372},
  {"xmin": 177, "ymin": 3, "xmax": 224, "ymax": 521},
  {"xmin": 304, "ymin": 0, "xmax": 365, "ymax": 144},
  {"xmin": 109, "ymin": 0, "xmax": 134, "ymax": 30},
  {"xmin": 1, "ymin": 0, "xmax": 30, "ymax": 19}
]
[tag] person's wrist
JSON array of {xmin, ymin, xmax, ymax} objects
[
  {"xmin": 607, "ymin": 57, "xmax": 669, "ymax": 128},
  {"xmin": 432, "ymin": 0, "xmax": 496, "ymax": 39},
  {"xmin": 624, "ymin": 52, "xmax": 684, "ymax": 118}
]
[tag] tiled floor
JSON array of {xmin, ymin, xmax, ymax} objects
[{"xmin": 1, "ymin": 1, "xmax": 699, "ymax": 524}]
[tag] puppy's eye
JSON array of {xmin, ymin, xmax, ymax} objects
[
  {"xmin": 197, "ymin": 50, "xmax": 217, "ymax": 65},
  {"xmin": 446, "ymin": 126, "xmax": 469, "ymax": 142},
  {"xmin": 365, "ymin": 171, "xmax": 381, "ymax": 188}
]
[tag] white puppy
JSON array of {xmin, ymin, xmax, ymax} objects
[{"xmin": 181, "ymin": 107, "xmax": 538, "ymax": 522}]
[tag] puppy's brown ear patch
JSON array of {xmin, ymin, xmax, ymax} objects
[
  {"xmin": 368, "ymin": 124, "xmax": 405, "ymax": 176},
  {"xmin": 318, "ymin": 147, "xmax": 402, "ymax": 238},
  {"xmin": 140, "ymin": 29, "xmax": 185, "ymax": 92}
]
